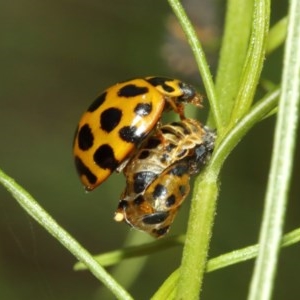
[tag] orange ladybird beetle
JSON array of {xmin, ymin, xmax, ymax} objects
[
  {"xmin": 114, "ymin": 119, "xmax": 216, "ymax": 237},
  {"xmin": 73, "ymin": 77, "xmax": 203, "ymax": 191}
]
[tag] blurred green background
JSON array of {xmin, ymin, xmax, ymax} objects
[{"xmin": 0, "ymin": 0, "xmax": 299, "ymax": 299}]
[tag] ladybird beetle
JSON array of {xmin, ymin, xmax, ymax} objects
[
  {"xmin": 73, "ymin": 77, "xmax": 203, "ymax": 191},
  {"xmin": 119, "ymin": 118, "xmax": 212, "ymax": 200},
  {"xmin": 114, "ymin": 119, "xmax": 216, "ymax": 237},
  {"xmin": 115, "ymin": 161, "xmax": 192, "ymax": 238}
]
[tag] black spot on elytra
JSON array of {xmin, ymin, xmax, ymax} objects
[
  {"xmin": 119, "ymin": 126, "xmax": 146, "ymax": 144},
  {"xmin": 146, "ymin": 77, "xmax": 175, "ymax": 93},
  {"xmin": 133, "ymin": 171, "xmax": 157, "ymax": 194},
  {"xmin": 142, "ymin": 211, "xmax": 169, "ymax": 225},
  {"xmin": 138, "ymin": 150, "xmax": 150, "ymax": 160},
  {"xmin": 100, "ymin": 107, "xmax": 122, "ymax": 133},
  {"xmin": 166, "ymin": 194, "xmax": 176, "ymax": 207},
  {"xmin": 74, "ymin": 156, "xmax": 97, "ymax": 185},
  {"xmin": 93, "ymin": 144, "xmax": 119, "ymax": 171},
  {"xmin": 134, "ymin": 102, "xmax": 152, "ymax": 116},
  {"xmin": 88, "ymin": 91, "xmax": 107, "ymax": 112},
  {"xmin": 118, "ymin": 84, "xmax": 148, "ymax": 97},
  {"xmin": 152, "ymin": 184, "xmax": 167, "ymax": 199},
  {"xmin": 78, "ymin": 124, "xmax": 94, "ymax": 150}
]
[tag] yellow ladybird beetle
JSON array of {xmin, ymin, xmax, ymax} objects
[
  {"xmin": 116, "ymin": 160, "xmax": 193, "ymax": 238},
  {"xmin": 114, "ymin": 119, "xmax": 216, "ymax": 237},
  {"xmin": 73, "ymin": 77, "xmax": 203, "ymax": 191}
]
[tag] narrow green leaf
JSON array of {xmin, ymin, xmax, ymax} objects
[
  {"xmin": 229, "ymin": 0, "xmax": 270, "ymax": 125},
  {"xmin": 248, "ymin": 0, "xmax": 300, "ymax": 299},
  {"xmin": 266, "ymin": 17, "xmax": 288, "ymax": 54},
  {"xmin": 208, "ymin": 228, "xmax": 300, "ymax": 273},
  {"xmin": 167, "ymin": 0, "xmax": 220, "ymax": 130},
  {"xmin": 0, "ymin": 169, "xmax": 133, "ymax": 300},
  {"xmin": 214, "ymin": 0, "xmax": 253, "ymax": 129},
  {"xmin": 210, "ymin": 87, "xmax": 279, "ymax": 173},
  {"xmin": 151, "ymin": 269, "xmax": 178, "ymax": 300},
  {"xmin": 152, "ymin": 227, "xmax": 300, "ymax": 299},
  {"xmin": 74, "ymin": 235, "xmax": 184, "ymax": 270}
]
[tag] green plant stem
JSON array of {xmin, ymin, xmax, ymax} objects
[
  {"xmin": 176, "ymin": 171, "xmax": 219, "ymax": 300},
  {"xmin": 175, "ymin": 88, "xmax": 279, "ymax": 299},
  {"xmin": 214, "ymin": 0, "xmax": 253, "ymax": 129},
  {"xmin": 248, "ymin": 1, "xmax": 300, "ymax": 299},
  {"xmin": 157, "ymin": 87, "xmax": 279, "ymax": 300},
  {"xmin": 229, "ymin": 0, "xmax": 270, "ymax": 126},
  {"xmin": 0, "ymin": 169, "xmax": 133, "ymax": 300},
  {"xmin": 210, "ymin": 87, "xmax": 280, "ymax": 173},
  {"xmin": 167, "ymin": 0, "xmax": 220, "ymax": 130}
]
